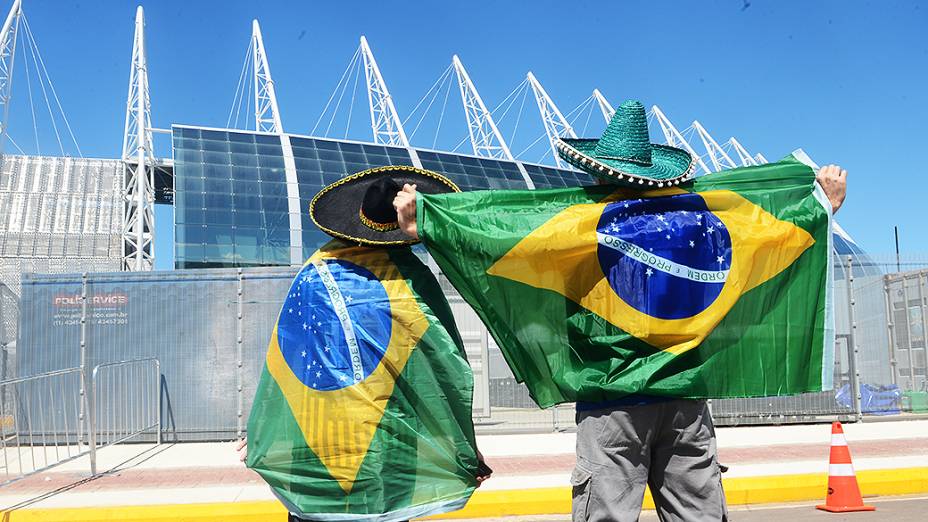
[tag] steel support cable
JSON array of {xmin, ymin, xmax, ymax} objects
[
  {"xmin": 324, "ymin": 52, "xmax": 359, "ymax": 137},
  {"xmin": 408, "ymin": 66, "xmax": 453, "ymax": 141},
  {"xmin": 226, "ymin": 39, "xmax": 253, "ymax": 129},
  {"xmin": 312, "ymin": 46, "xmax": 361, "ymax": 136},
  {"xmin": 23, "ymin": 17, "xmax": 63, "ymax": 156},
  {"xmin": 431, "ymin": 73, "xmax": 454, "ymax": 149},
  {"xmin": 21, "ymin": 26, "xmax": 40, "ymax": 154},
  {"xmin": 241, "ymin": 57, "xmax": 253, "ymax": 130},
  {"xmin": 344, "ymin": 51, "xmax": 362, "ymax": 139},
  {"xmin": 403, "ymin": 64, "xmax": 453, "ymax": 127},
  {"xmin": 6, "ymin": 134, "xmax": 26, "ymax": 154},
  {"xmin": 516, "ymin": 130, "xmax": 549, "ymax": 159},
  {"xmin": 508, "ymin": 85, "xmax": 529, "ymax": 147},
  {"xmin": 22, "ymin": 16, "xmax": 82, "ymax": 157}
]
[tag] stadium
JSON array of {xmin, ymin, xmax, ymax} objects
[{"xmin": 0, "ymin": 0, "xmax": 922, "ymax": 461}]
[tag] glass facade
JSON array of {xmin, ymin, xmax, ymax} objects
[{"xmin": 172, "ymin": 126, "xmax": 586, "ymax": 269}]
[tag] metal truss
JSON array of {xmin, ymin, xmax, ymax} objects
[
  {"xmin": 650, "ymin": 105, "xmax": 711, "ymax": 175},
  {"xmin": 691, "ymin": 120, "xmax": 737, "ymax": 172},
  {"xmin": 0, "ymin": 0, "xmax": 21, "ymax": 157},
  {"xmin": 451, "ymin": 55, "xmax": 515, "ymax": 160},
  {"xmin": 726, "ymin": 137, "xmax": 759, "ymax": 167},
  {"xmin": 592, "ymin": 89, "xmax": 614, "ymax": 122},
  {"xmin": 121, "ymin": 6, "xmax": 154, "ymax": 271},
  {"xmin": 359, "ymin": 36, "xmax": 408, "ymax": 147},
  {"xmin": 252, "ymin": 19, "xmax": 283, "ymax": 133},
  {"xmin": 526, "ymin": 72, "xmax": 575, "ymax": 169}
]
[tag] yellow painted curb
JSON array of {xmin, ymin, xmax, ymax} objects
[{"xmin": 3, "ymin": 467, "xmax": 927, "ymax": 521}]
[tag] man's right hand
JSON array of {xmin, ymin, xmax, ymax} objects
[
  {"xmin": 393, "ymin": 183, "xmax": 419, "ymax": 240},
  {"xmin": 816, "ymin": 164, "xmax": 847, "ymax": 214}
]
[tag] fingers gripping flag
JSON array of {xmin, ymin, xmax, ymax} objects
[
  {"xmin": 247, "ymin": 242, "xmax": 478, "ymax": 521},
  {"xmin": 418, "ymin": 156, "xmax": 835, "ymax": 407}
]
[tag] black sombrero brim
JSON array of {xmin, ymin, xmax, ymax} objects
[
  {"xmin": 310, "ymin": 166, "xmax": 460, "ymax": 247},
  {"xmin": 556, "ymin": 138, "xmax": 696, "ymax": 187}
]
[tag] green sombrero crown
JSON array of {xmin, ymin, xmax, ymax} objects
[{"xmin": 556, "ymin": 100, "xmax": 694, "ymax": 187}]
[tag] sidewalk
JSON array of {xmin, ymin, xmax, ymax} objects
[{"xmin": 0, "ymin": 419, "xmax": 926, "ymax": 521}]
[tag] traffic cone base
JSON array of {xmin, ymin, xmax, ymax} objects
[{"xmin": 815, "ymin": 421, "xmax": 875, "ymax": 513}]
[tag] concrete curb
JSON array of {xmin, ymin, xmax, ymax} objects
[{"xmin": 4, "ymin": 467, "xmax": 927, "ymax": 521}]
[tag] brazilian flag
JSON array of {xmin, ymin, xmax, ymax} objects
[
  {"xmin": 417, "ymin": 155, "xmax": 835, "ymax": 407},
  {"xmin": 247, "ymin": 241, "xmax": 478, "ymax": 521}
]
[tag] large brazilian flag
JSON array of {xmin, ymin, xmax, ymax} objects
[
  {"xmin": 247, "ymin": 241, "xmax": 478, "ymax": 521},
  {"xmin": 417, "ymin": 155, "xmax": 835, "ymax": 408}
]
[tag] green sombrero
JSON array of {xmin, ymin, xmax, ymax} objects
[{"xmin": 556, "ymin": 100, "xmax": 695, "ymax": 187}]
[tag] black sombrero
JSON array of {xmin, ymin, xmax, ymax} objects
[{"xmin": 310, "ymin": 165, "xmax": 460, "ymax": 247}]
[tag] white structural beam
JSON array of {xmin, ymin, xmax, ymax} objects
[
  {"xmin": 121, "ymin": 5, "xmax": 154, "ymax": 271},
  {"xmin": 0, "ymin": 0, "xmax": 21, "ymax": 156},
  {"xmin": 692, "ymin": 120, "xmax": 738, "ymax": 172},
  {"xmin": 754, "ymin": 152, "xmax": 769, "ymax": 164},
  {"xmin": 252, "ymin": 19, "xmax": 283, "ymax": 133},
  {"xmin": 650, "ymin": 105, "xmax": 712, "ymax": 176},
  {"xmin": 451, "ymin": 55, "xmax": 514, "ymax": 161},
  {"xmin": 359, "ymin": 36, "xmax": 408, "ymax": 147},
  {"xmin": 592, "ymin": 88, "xmax": 614, "ymax": 122},
  {"xmin": 727, "ymin": 137, "xmax": 758, "ymax": 167},
  {"xmin": 526, "ymin": 72, "xmax": 575, "ymax": 169}
]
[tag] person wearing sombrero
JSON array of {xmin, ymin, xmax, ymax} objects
[
  {"xmin": 240, "ymin": 165, "xmax": 492, "ymax": 522},
  {"xmin": 394, "ymin": 100, "xmax": 849, "ymax": 522}
]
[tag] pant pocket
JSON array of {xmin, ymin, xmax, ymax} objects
[{"xmin": 571, "ymin": 458, "xmax": 595, "ymax": 522}]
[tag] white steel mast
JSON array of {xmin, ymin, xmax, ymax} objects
[
  {"xmin": 727, "ymin": 137, "xmax": 758, "ymax": 167},
  {"xmin": 451, "ymin": 56, "xmax": 533, "ymax": 187},
  {"xmin": 252, "ymin": 19, "xmax": 283, "ymax": 133},
  {"xmin": 451, "ymin": 55, "xmax": 514, "ymax": 161},
  {"xmin": 592, "ymin": 88, "xmax": 614, "ymax": 122},
  {"xmin": 0, "ymin": 0, "xmax": 22, "ymax": 157},
  {"xmin": 359, "ymin": 36, "xmax": 408, "ymax": 146},
  {"xmin": 121, "ymin": 5, "xmax": 154, "ymax": 271},
  {"xmin": 650, "ymin": 105, "xmax": 711, "ymax": 176},
  {"xmin": 526, "ymin": 72, "xmax": 575, "ymax": 169},
  {"xmin": 692, "ymin": 120, "xmax": 737, "ymax": 172}
]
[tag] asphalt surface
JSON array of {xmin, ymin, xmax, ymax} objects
[{"xmin": 452, "ymin": 495, "xmax": 928, "ymax": 521}]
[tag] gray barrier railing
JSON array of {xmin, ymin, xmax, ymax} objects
[
  {"xmin": 88, "ymin": 358, "xmax": 161, "ymax": 475},
  {"xmin": 0, "ymin": 367, "xmax": 88, "ymax": 485}
]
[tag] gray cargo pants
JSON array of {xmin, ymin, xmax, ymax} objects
[{"xmin": 571, "ymin": 399, "xmax": 728, "ymax": 521}]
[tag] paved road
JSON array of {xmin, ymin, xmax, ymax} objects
[{"xmin": 452, "ymin": 495, "xmax": 928, "ymax": 521}]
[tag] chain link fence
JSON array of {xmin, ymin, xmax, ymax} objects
[{"xmin": 0, "ymin": 255, "xmax": 925, "ymax": 439}]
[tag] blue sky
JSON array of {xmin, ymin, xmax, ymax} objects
[{"xmin": 4, "ymin": 1, "xmax": 926, "ymax": 269}]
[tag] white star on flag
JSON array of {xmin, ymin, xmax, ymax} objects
[
  {"xmin": 657, "ymin": 215, "xmax": 666, "ymax": 222},
  {"xmin": 689, "ymin": 240, "xmax": 695, "ymax": 247},
  {"xmin": 302, "ymin": 322, "xmax": 308, "ymax": 330},
  {"xmin": 324, "ymin": 346, "xmax": 330, "ymax": 352},
  {"xmin": 316, "ymin": 371, "xmax": 322, "ymax": 378},
  {"xmin": 646, "ymin": 268, "xmax": 654, "ymax": 277},
  {"xmin": 301, "ymin": 350, "xmax": 306, "ymax": 357},
  {"xmin": 707, "ymin": 226, "xmax": 715, "ymax": 233},
  {"xmin": 339, "ymin": 375, "xmax": 348, "ymax": 382},
  {"xmin": 288, "ymin": 308, "xmax": 293, "ymax": 314},
  {"xmin": 345, "ymin": 295, "xmax": 354, "ymax": 304},
  {"xmin": 717, "ymin": 255, "xmax": 725, "ymax": 263},
  {"xmin": 665, "ymin": 235, "xmax": 671, "ymax": 240}
]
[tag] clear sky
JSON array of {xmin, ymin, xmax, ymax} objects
[{"xmin": 4, "ymin": 0, "xmax": 926, "ymax": 269}]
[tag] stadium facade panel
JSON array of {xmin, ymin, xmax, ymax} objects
[{"xmin": 171, "ymin": 125, "xmax": 585, "ymax": 269}]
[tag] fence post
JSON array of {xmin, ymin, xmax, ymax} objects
[
  {"xmin": 918, "ymin": 272, "xmax": 928, "ymax": 391},
  {"xmin": 845, "ymin": 256, "xmax": 863, "ymax": 422},
  {"xmin": 79, "ymin": 272, "xmax": 89, "ymax": 450},
  {"xmin": 883, "ymin": 275, "xmax": 899, "ymax": 386},
  {"xmin": 236, "ymin": 269, "xmax": 244, "ymax": 438},
  {"xmin": 901, "ymin": 275, "xmax": 916, "ymax": 390},
  {"xmin": 156, "ymin": 359, "xmax": 162, "ymax": 445}
]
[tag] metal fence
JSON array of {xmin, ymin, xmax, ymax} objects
[
  {"xmin": 0, "ymin": 255, "xmax": 926, "ymax": 442},
  {"xmin": 0, "ymin": 368, "xmax": 87, "ymax": 484},
  {"xmin": 88, "ymin": 358, "xmax": 161, "ymax": 474}
]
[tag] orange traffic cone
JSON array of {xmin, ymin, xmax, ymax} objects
[{"xmin": 816, "ymin": 421, "xmax": 875, "ymax": 512}]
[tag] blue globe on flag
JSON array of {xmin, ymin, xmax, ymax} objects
[{"xmin": 596, "ymin": 193, "xmax": 733, "ymax": 320}]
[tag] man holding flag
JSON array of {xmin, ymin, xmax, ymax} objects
[
  {"xmin": 394, "ymin": 100, "xmax": 847, "ymax": 521},
  {"xmin": 244, "ymin": 166, "xmax": 491, "ymax": 522}
]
